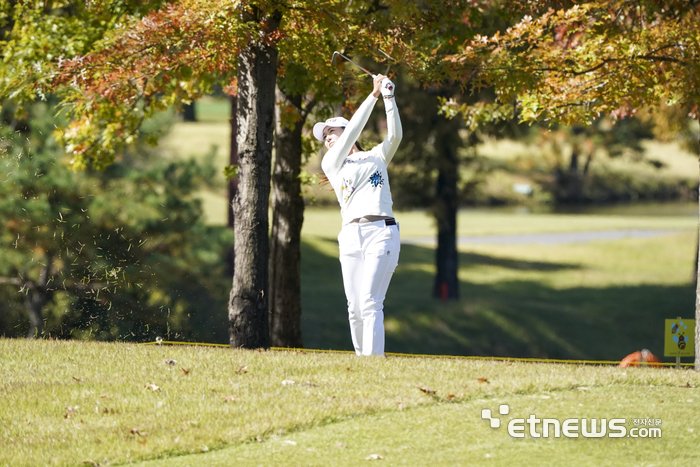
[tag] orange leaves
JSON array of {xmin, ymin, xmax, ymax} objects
[
  {"xmin": 223, "ymin": 77, "xmax": 238, "ymax": 97},
  {"xmin": 442, "ymin": 1, "xmax": 700, "ymax": 126}
]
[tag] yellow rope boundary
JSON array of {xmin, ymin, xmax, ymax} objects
[{"xmin": 141, "ymin": 341, "xmax": 695, "ymax": 367}]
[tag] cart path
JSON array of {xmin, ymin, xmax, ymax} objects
[{"xmin": 401, "ymin": 228, "xmax": 691, "ymax": 246}]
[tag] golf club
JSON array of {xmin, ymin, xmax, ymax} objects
[
  {"xmin": 331, "ymin": 51, "xmax": 377, "ymax": 77},
  {"xmin": 378, "ymin": 48, "xmax": 396, "ymax": 75}
]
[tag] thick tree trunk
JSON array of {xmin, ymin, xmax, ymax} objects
[
  {"xmin": 432, "ymin": 120, "xmax": 461, "ymax": 300},
  {"xmin": 228, "ymin": 10, "xmax": 281, "ymax": 349},
  {"xmin": 226, "ymin": 95, "xmax": 238, "ymax": 278},
  {"xmin": 269, "ymin": 88, "xmax": 304, "ymax": 348}
]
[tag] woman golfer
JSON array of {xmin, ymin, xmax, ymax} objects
[{"xmin": 314, "ymin": 74, "xmax": 402, "ymax": 356}]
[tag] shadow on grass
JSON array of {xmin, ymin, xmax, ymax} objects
[{"xmin": 300, "ymin": 237, "xmax": 694, "ymax": 362}]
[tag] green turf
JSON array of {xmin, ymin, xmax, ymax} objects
[
  {"xmin": 299, "ymin": 227, "xmax": 697, "ymax": 361},
  {"xmin": 1, "ymin": 340, "xmax": 698, "ymax": 467},
  {"xmin": 136, "ymin": 386, "xmax": 699, "ymax": 467}
]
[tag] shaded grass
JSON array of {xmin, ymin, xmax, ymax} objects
[
  {"xmin": 300, "ymin": 231, "xmax": 696, "ymax": 361},
  {"xmin": 1, "ymin": 340, "xmax": 699, "ymax": 467}
]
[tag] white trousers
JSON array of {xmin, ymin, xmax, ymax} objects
[{"xmin": 338, "ymin": 220, "xmax": 400, "ymax": 356}]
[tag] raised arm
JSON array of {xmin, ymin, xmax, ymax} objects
[
  {"xmin": 321, "ymin": 93, "xmax": 378, "ymax": 179},
  {"xmin": 378, "ymin": 95, "xmax": 402, "ymax": 165}
]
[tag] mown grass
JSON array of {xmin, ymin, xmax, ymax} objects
[
  {"xmin": 300, "ymin": 213, "xmax": 697, "ymax": 361},
  {"xmin": 1, "ymin": 339, "xmax": 699, "ymax": 466}
]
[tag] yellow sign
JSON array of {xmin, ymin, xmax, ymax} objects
[{"xmin": 664, "ymin": 319, "xmax": 695, "ymax": 357}]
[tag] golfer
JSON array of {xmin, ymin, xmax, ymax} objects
[{"xmin": 314, "ymin": 74, "xmax": 402, "ymax": 356}]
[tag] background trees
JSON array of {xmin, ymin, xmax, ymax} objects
[
  {"xmin": 0, "ymin": 101, "xmax": 232, "ymax": 341},
  {"xmin": 440, "ymin": 0, "xmax": 700, "ymax": 367},
  {"xmin": 3, "ymin": 0, "xmax": 483, "ymax": 347}
]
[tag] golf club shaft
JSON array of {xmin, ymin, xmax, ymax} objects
[{"xmin": 333, "ymin": 51, "xmax": 376, "ymax": 77}]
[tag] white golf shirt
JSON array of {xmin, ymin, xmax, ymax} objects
[{"xmin": 321, "ymin": 94, "xmax": 402, "ymax": 225}]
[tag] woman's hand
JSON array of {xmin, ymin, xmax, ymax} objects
[{"xmin": 371, "ymin": 74, "xmax": 388, "ymax": 98}]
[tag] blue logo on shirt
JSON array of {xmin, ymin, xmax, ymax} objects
[{"xmin": 369, "ymin": 170, "xmax": 384, "ymax": 188}]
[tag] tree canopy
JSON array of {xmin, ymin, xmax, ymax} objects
[{"xmin": 441, "ymin": 0, "xmax": 700, "ymax": 125}]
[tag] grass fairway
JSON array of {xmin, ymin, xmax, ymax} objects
[
  {"xmin": 1, "ymin": 340, "xmax": 699, "ymax": 467},
  {"xmin": 300, "ymin": 209, "xmax": 697, "ymax": 361}
]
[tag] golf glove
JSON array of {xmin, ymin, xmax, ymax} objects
[{"xmin": 380, "ymin": 79, "xmax": 395, "ymax": 98}]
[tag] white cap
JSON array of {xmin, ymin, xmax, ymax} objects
[{"xmin": 313, "ymin": 117, "xmax": 349, "ymax": 141}]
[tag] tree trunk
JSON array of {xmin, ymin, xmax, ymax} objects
[
  {"xmin": 432, "ymin": 118, "xmax": 461, "ymax": 300},
  {"xmin": 269, "ymin": 88, "xmax": 304, "ymax": 348},
  {"xmin": 228, "ymin": 9, "xmax": 281, "ymax": 349},
  {"xmin": 695, "ymin": 130, "xmax": 700, "ymax": 371},
  {"xmin": 25, "ymin": 288, "xmax": 47, "ymax": 338},
  {"xmin": 555, "ymin": 144, "xmax": 583, "ymax": 203},
  {"xmin": 182, "ymin": 101, "xmax": 197, "ymax": 122},
  {"xmin": 24, "ymin": 257, "xmax": 52, "ymax": 338},
  {"xmin": 226, "ymin": 95, "xmax": 238, "ymax": 278}
]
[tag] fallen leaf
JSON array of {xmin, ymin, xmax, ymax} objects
[
  {"xmin": 99, "ymin": 394, "xmax": 110, "ymax": 399},
  {"xmin": 282, "ymin": 380, "xmax": 295, "ymax": 386},
  {"xmin": 64, "ymin": 406, "xmax": 78, "ymax": 419},
  {"xmin": 138, "ymin": 438, "xmax": 147, "ymax": 445},
  {"xmin": 346, "ymin": 367, "xmax": 352, "ymax": 371},
  {"xmin": 418, "ymin": 387, "xmax": 436, "ymax": 395},
  {"xmin": 236, "ymin": 365, "xmax": 248, "ymax": 375},
  {"xmin": 72, "ymin": 376, "xmax": 84, "ymax": 382},
  {"xmin": 447, "ymin": 394, "xmax": 456, "ymax": 400},
  {"xmin": 164, "ymin": 359, "xmax": 177, "ymax": 366},
  {"xmin": 477, "ymin": 378, "xmax": 489, "ymax": 384},
  {"xmin": 144, "ymin": 383, "xmax": 161, "ymax": 392},
  {"xmin": 366, "ymin": 454, "xmax": 384, "ymax": 460},
  {"xmin": 222, "ymin": 395, "xmax": 236, "ymax": 402},
  {"xmin": 181, "ymin": 368, "xmax": 191, "ymax": 376}
]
